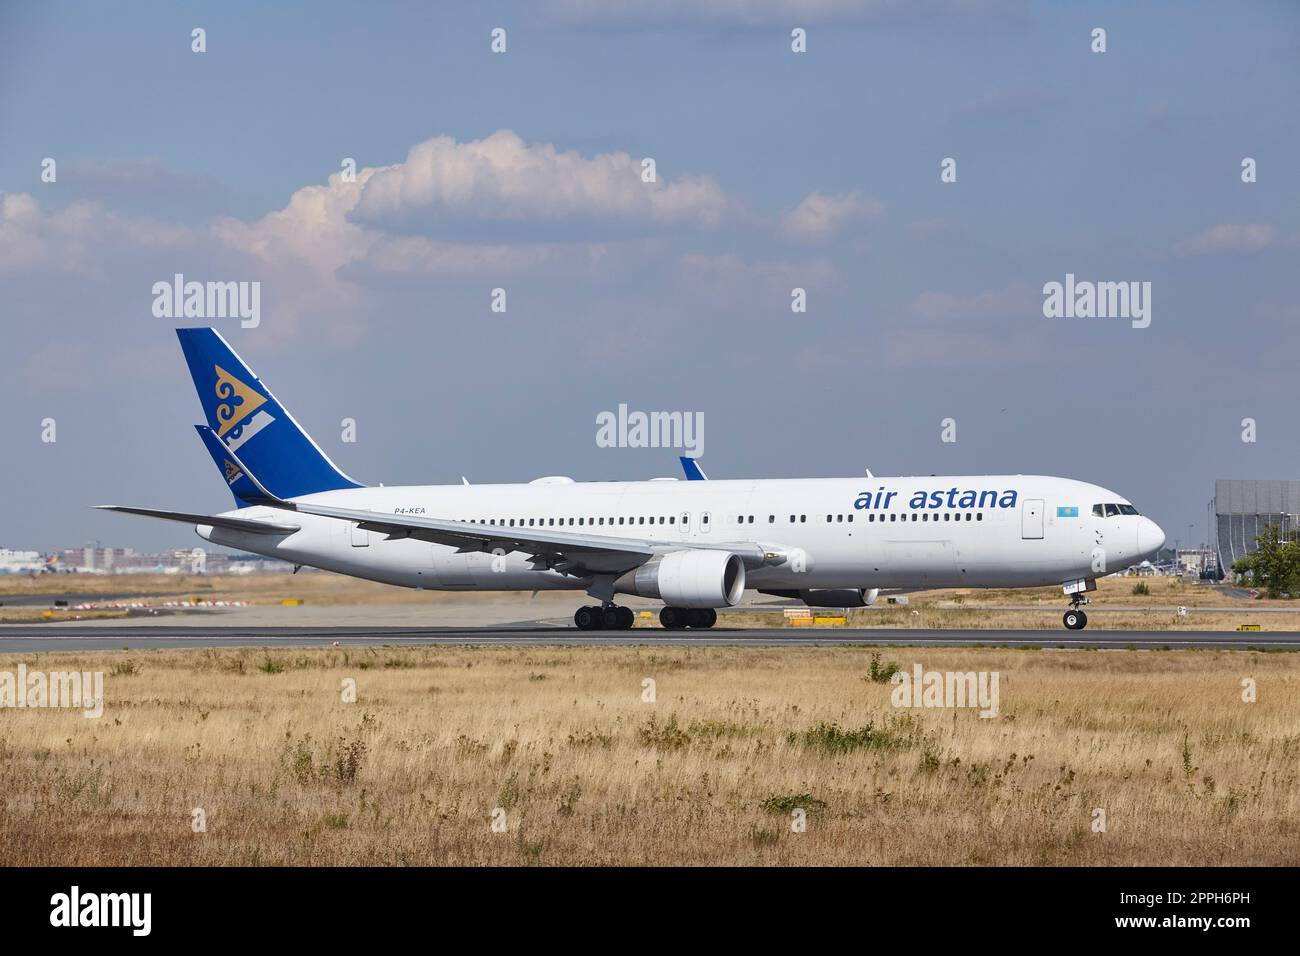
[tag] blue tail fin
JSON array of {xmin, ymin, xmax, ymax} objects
[
  {"xmin": 195, "ymin": 424, "xmax": 263, "ymax": 507},
  {"xmin": 176, "ymin": 328, "xmax": 361, "ymax": 499},
  {"xmin": 679, "ymin": 456, "xmax": 708, "ymax": 481}
]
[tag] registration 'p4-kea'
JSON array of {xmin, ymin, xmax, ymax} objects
[{"xmin": 100, "ymin": 329, "xmax": 1165, "ymax": 631}]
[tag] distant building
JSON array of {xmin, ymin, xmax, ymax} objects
[
  {"xmin": 54, "ymin": 546, "xmax": 293, "ymax": 574},
  {"xmin": 1212, "ymin": 479, "xmax": 1300, "ymax": 575},
  {"xmin": 0, "ymin": 548, "xmax": 48, "ymax": 574},
  {"xmin": 1176, "ymin": 548, "xmax": 1217, "ymax": 576}
]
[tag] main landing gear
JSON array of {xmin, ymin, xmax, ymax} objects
[
  {"xmin": 659, "ymin": 607, "xmax": 717, "ymax": 630},
  {"xmin": 572, "ymin": 605, "xmax": 719, "ymax": 631},
  {"xmin": 574, "ymin": 604, "xmax": 635, "ymax": 631}
]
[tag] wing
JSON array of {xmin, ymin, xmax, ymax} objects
[
  {"xmin": 95, "ymin": 505, "xmax": 300, "ymax": 535},
  {"xmin": 268, "ymin": 499, "xmax": 770, "ymax": 577}
]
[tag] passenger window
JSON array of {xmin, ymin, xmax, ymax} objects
[
  {"xmin": 977, "ymin": 513, "xmax": 983, "ymax": 521},
  {"xmin": 769, "ymin": 515, "xmax": 775, "ymax": 523},
  {"xmin": 800, "ymin": 515, "xmax": 806, "ymax": 523}
]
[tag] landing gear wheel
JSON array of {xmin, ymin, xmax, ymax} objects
[
  {"xmin": 617, "ymin": 606, "xmax": 635, "ymax": 629},
  {"xmin": 660, "ymin": 606, "xmax": 688, "ymax": 630},
  {"xmin": 685, "ymin": 608, "xmax": 717, "ymax": 629},
  {"xmin": 574, "ymin": 606, "xmax": 600, "ymax": 630},
  {"xmin": 602, "ymin": 606, "xmax": 622, "ymax": 629},
  {"xmin": 1063, "ymin": 609, "xmax": 1088, "ymax": 630}
]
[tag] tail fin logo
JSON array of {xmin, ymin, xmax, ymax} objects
[
  {"xmin": 213, "ymin": 364, "xmax": 275, "ymax": 451},
  {"xmin": 223, "ymin": 458, "xmax": 244, "ymax": 485}
]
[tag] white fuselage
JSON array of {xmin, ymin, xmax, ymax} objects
[{"xmin": 197, "ymin": 474, "xmax": 1165, "ymax": 595}]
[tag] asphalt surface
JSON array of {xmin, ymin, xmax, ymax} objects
[{"xmin": 0, "ymin": 624, "xmax": 1295, "ymax": 652}]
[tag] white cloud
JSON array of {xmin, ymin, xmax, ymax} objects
[
  {"xmin": 0, "ymin": 193, "xmax": 191, "ymax": 276},
  {"xmin": 350, "ymin": 130, "xmax": 738, "ymax": 233},
  {"xmin": 0, "ymin": 131, "xmax": 755, "ymax": 344},
  {"xmin": 909, "ymin": 281, "xmax": 1033, "ymax": 320},
  {"xmin": 781, "ymin": 190, "xmax": 882, "ymax": 244},
  {"xmin": 1174, "ymin": 223, "xmax": 1280, "ymax": 257},
  {"xmin": 677, "ymin": 252, "xmax": 837, "ymax": 309}
]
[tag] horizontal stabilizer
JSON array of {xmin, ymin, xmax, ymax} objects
[{"xmin": 95, "ymin": 505, "xmax": 299, "ymax": 535}]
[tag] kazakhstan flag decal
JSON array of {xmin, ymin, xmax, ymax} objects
[{"xmin": 1056, "ymin": 506, "xmax": 1079, "ymax": 518}]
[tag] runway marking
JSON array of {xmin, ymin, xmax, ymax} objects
[{"xmin": 1, "ymin": 625, "xmax": 1297, "ymax": 652}]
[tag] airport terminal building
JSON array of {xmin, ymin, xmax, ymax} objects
[{"xmin": 1213, "ymin": 479, "xmax": 1300, "ymax": 574}]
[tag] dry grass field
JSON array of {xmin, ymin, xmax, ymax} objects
[{"xmin": 2, "ymin": 644, "xmax": 1298, "ymax": 866}]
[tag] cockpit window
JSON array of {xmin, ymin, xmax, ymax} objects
[
  {"xmin": 1118, "ymin": 504, "xmax": 1139, "ymax": 515},
  {"xmin": 1093, "ymin": 503, "xmax": 1140, "ymax": 517}
]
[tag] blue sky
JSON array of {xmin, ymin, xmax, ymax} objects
[{"xmin": 2, "ymin": 0, "xmax": 1298, "ymax": 551}]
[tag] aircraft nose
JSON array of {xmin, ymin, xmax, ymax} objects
[{"xmin": 1137, "ymin": 517, "xmax": 1166, "ymax": 558}]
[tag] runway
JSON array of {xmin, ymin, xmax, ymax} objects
[{"xmin": 0, "ymin": 624, "xmax": 1296, "ymax": 652}]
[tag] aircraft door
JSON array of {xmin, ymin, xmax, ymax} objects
[{"xmin": 1021, "ymin": 499, "xmax": 1044, "ymax": 539}]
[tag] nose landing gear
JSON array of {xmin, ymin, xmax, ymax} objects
[{"xmin": 1061, "ymin": 578, "xmax": 1096, "ymax": 630}]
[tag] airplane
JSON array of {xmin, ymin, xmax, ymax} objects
[{"xmin": 98, "ymin": 328, "xmax": 1165, "ymax": 631}]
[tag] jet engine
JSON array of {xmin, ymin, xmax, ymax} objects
[{"xmin": 616, "ymin": 550, "xmax": 746, "ymax": 608}]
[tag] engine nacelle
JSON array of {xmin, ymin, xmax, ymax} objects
[
  {"xmin": 616, "ymin": 550, "xmax": 746, "ymax": 608},
  {"xmin": 798, "ymin": 588, "xmax": 879, "ymax": 608}
]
